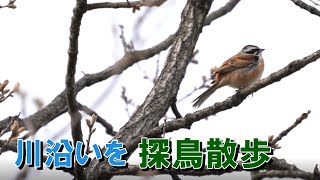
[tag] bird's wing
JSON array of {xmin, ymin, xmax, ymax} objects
[{"xmin": 215, "ymin": 54, "xmax": 259, "ymax": 74}]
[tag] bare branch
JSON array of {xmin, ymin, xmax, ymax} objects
[
  {"xmin": 0, "ymin": 80, "xmax": 20, "ymax": 103},
  {"xmin": 170, "ymin": 100, "xmax": 182, "ymax": 119},
  {"xmin": 0, "ymin": 139, "xmax": 17, "ymax": 153},
  {"xmin": 85, "ymin": 114, "xmax": 97, "ymax": 154},
  {"xmin": 204, "ymin": 0, "xmax": 241, "ymax": 25},
  {"xmin": 65, "ymin": 0, "xmax": 87, "ymax": 178},
  {"xmin": 310, "ymin": 0, "xmax": 320, "ymax": 6},
  {"xmin": 269, "ymin": 110, "xmax": 311, "ymax": 148},
  {"xmin": 86, "ymin": 1, "xmax": 142, "ymax": 11},
  {"xmin": 120, "ymin": 86, "xmax": 139, "ymax": 118},
  {"xmin": 177, "ymin": 75, "xmax": 211, "ymax": 103},
  {"xmin": 86, "ymin": 0, "xmax": 167, "ymax": 11},
  {"xmin": 0, "ymin": 115, "xmax": 23, "ymax": 138},
  {"xmin": 91, "ymin": 157, "xmax": 316, "ymax": 179},
  {"xmin": 0, "ymin": 0, "xmax": 17, "ymax": 9},
  {"xmin": 141, "ymin": 0, "xmax": 167, "ymax": 7},
  {"xmin": 118, "ymin": 25, "xmax": 134, "ymax": 53},
  {"xmin": 290, "ymin": 0, "xmax": 320, "ymax": 17},
  {"xmin": 78, "ymin": 103, "xmax": 117, "ymax": 136},
  {"xmin": 251, "ymin": 169, "xmax": 315, "ymax": 180}
]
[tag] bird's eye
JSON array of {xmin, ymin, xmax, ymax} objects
[{"xmin": 249, "ymin": 48, "xmax": 259, "ymax": 55}]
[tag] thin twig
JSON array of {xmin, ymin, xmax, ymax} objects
[
  {"xmin": 269, "ymin": 110, "xmax": 311, "ymax": 148},
  {"xmin": 85, "ymin": 115, "xmax": 97, "ymax": 154},
  {"xmin": 170, "ymin": 99, "xmax": 182, "ymax": 119},
  {"xmin": 154, "ymin": 54, "xmax": 161, "ymax": 84},
  {"xmin": 177, "ymin": 76, "xmax": 211, "ymax": 103},
  {"xmin": 162, "ymin": 118, "xmax": 166, "ymax": 138},
  {"xmin": 118, "ymin": 25, "xmax": 134, "ymax": 53},
  {"xmin": 310, "ymin": 0, "xmax": 320, "ymax": 6},
  {"xmin": 121, "ymin": 87, "xmax": 138, "ymax": 118},
  {"xmin": 204, "ymin": 0, "xmax": 241, "ymax": 25},
  {"xmin": 78, "ymin": 103, "xmax": 117, "ymax": 136}
]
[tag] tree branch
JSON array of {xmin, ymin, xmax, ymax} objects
[
  {"xmin": 65, "ymin": 0, "xmax": 87, "ymax": 179},
  {"xmin": 86, "ymin": 0, "xmax": 168, "ymax": 11},
  {"xmin": 90, "ymin": 157, "xmax": 317, "ymax": 179},
  {"xmin": 269, "ymin": 110, "xmax": 311, "ymax": 148},
  {"xmin": 251, "ymin": 169, "xmax": 314, "ymax": 180},
  {"xmin": 170, "ymin": 98, "xmax": 182, "ymax": 119},
  {"xmin": 204, "ymin": 0, "xmax": 241, "ymax": 25},
  {"xmin": 0, "ymin": 114, "xmax": 23, "ymax": 138},
  {"xmin": 290, "ymin": 0, "xmax": 320, "ymax": 17},
  {"xmin": 86, "ymin": 1, "xmax": 142, "ymax": 11},
  {"xmin": 0, "ymin": 139, "xmax": 17, "ymax": 153},
  {"xmin": 78, "ymin": 103, "xmax": 117, "ymax": 136},
  {"xmin": 0, "ymin": 0, "xmax": 16, "ymax": 9}
]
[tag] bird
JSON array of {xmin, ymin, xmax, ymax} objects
[{"xmin": 192, "ymin": 45, "xmax": 265, "ymax": 108}]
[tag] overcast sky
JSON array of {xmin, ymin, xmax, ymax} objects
[{"xmin": 1, "ymin": 0, "xmax": 320, "ymax": 179}]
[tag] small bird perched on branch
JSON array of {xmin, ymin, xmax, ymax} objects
[{"xmin": 192, "ymin": 45, "xmax": 265, "ymax": 108}]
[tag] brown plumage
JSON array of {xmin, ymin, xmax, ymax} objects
[{"xmin": 192, "ymin": 45, "xmax": 265, "ymax": 108}]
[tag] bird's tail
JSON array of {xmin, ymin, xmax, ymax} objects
[
  {"xmin": 192, "ymin": 84, "xmax": 218, "ymax": 108},
  {"xmin": 192, "ymin": 73, "xmax": 222, "ymax": 108}
]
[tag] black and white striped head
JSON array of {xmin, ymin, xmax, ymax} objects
[{"xmin": 241, "ymin": 45, "xmax": 265, "ymax": 56}]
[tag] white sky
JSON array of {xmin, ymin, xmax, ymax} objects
[{"xmin": 1, "ymin": 0, "xmax": 320, "ymax": 179}]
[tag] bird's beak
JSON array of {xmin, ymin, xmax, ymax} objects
[{"xmin": 259, "ymin": 48, "xmax": 265, "ymax": 52}]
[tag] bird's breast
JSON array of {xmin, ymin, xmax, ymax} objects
[{"xmin": 222, "ymin": 58, "xmax": 264, "ymax": 89}]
